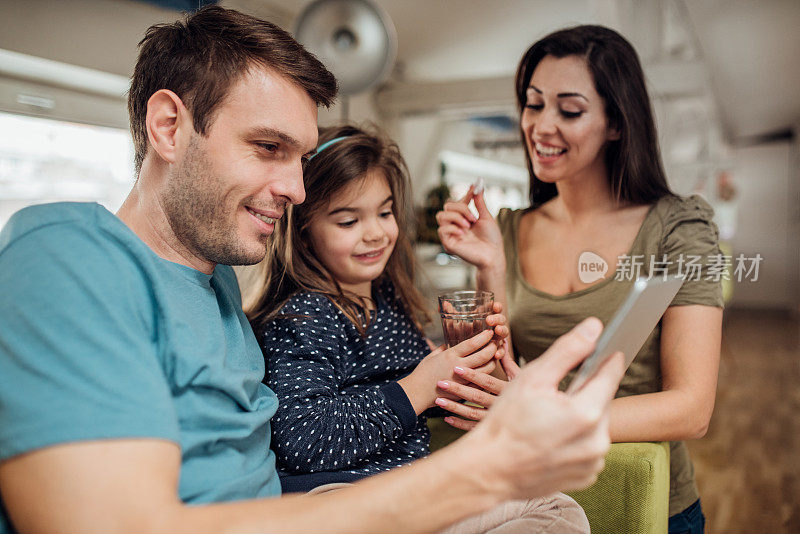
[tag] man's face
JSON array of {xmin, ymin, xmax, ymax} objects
[{"xmin": 163, "ymin": 68, "xmax": 318, "ymax": 267}]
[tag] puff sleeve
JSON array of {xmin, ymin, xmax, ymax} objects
[{"xmin": 658, "ymin": 195, "xmax": 725, "ymax": 308}]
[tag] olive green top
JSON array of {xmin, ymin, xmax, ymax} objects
[{"xmin": 497, "ymin": 194, "xmax": 723, "ymax": 516}]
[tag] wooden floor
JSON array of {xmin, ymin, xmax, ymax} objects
[{"xmin": 686, "ymin": 308, "xmax": 800, "ymax": 533}]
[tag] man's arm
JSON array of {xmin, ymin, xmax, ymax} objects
[
  {"xmin": 0, "ymin": 438, "xmax": 496, "ymax": 534},
  {"xmin": 1, "ymin": 318, "xmax": 624, "ymax": 534}
]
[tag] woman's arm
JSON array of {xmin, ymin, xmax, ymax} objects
[
  {"xmin": 437, "ymin": 305, "xmax": 722, "ymax": 440},
  {"xmin": 436, "ymin": 189, "xmax": 516, "ymax": 372},
  {"xmin": 609, "ymin": 304, "xmax": 722, "ymax": 442},
  {"xmin": 437, "ymin": 189, "xmax": 508, "ymax": 310}
]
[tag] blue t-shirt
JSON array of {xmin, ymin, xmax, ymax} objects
[{"xmin": 0, "ymin": 203, "xmax": 281, "ymax": 533}]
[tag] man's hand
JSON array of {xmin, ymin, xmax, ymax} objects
[{"xmin": 453, "ymin": 317, "xmax": 625, "ymax": 499}]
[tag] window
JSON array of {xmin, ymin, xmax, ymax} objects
[{"xmin": 0, "ymin": 112, "xmax": 135, "ymax": 229}]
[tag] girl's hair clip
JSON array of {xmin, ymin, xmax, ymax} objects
[{"xmin": 307, "ymin": 136, "xmax": 349, "ymax": 161}]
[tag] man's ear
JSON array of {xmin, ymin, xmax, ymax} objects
[{"xmin": 145, "ymin": 89, "xmax": 191, "ymax": 164}]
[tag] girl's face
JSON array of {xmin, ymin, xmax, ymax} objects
[
  {"xmin": 308, "ymin": 169, "xmax": 399, "ymax": 298},
  {"xmin": 520, "ymin": 54, "xmax": 619, "ymax": 184}
]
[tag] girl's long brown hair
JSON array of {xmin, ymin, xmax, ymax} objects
[{"xmin": 246, "ymin": 123, "xmax": 430, "ymax": 337}]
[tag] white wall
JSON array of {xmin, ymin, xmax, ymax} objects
[
  {"xmin": 317, "ymin": 92, "xmax": 380, "ymax": 127},
  {"xmin": 0, "ymin": 0, "xmax": 303, "ymax": 129},
  {"xmin": 0, "ymin": 0, "xmax": 176, "ymax": 77},
  {"xmin": 728, "ymin": 140, "xmax": 796, "ymax": 310},
  {"xmin": 0, "ymin": 0, "xmax": 174, "ymax": 128}
]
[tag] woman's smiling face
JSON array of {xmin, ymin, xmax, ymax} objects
[{"xmin": 520, "ymin": 54, "xmax": 619, "ymax": 185}]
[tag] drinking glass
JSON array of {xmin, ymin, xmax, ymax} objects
[{"xmin": 438, "ymin": 290, "xmax": 494, "ymax": 348}]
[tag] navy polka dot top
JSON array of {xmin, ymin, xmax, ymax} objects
[{"xmin": 259, "ymin": 282, "xmax": 432, "ymax": 493}]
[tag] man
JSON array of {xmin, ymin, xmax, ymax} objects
[{"xmin": 0, "ymin": 6, "xmax": 624, "ymax": 533}]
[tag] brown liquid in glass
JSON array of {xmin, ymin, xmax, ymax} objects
[{"xmin": 440, "ymin": 312, "xmax": 490, "ymax": 348}]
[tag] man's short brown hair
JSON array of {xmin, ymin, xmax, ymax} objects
[{"xmin": 128, "ymin": 5, "xmax": 338, "ymax": 173}]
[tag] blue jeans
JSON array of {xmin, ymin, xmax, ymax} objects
[{"xmin": 668, "ymin": 499, "xmax": 705, "ymax": 534}]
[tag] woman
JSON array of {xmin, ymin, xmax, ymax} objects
[{"xmin": 436, "ymin": 25, "xmax": 722, "ymax": 534}]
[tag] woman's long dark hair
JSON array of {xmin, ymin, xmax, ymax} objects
[
  {"xmin": 515, "ymin": 25, "xmax": 673, "ymax": 208},
  {"xmin": 246, "ymin": 123, "xmax": 430, "ymax": 337}
]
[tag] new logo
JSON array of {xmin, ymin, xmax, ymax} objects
[{"xmin": 578, "ymin": 251, "xmax": 608, "ymax": 283}]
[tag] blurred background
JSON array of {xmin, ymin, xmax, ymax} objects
[{"xmin": 0, "ymin": 1, "xmax": 797, "ymax": 532}]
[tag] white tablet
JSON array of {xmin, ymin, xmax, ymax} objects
[{"xmin": 566, "ymin": 276, "xmax": 684, "ymax": 395}]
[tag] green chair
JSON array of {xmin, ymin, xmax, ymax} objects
[
  {"xmin": 566, "ymin": 441, "xmax": 670, "ymax": 534},
  {"xmin": 427, "ymin": 419, "xmax": 670, "ymax": 534}
]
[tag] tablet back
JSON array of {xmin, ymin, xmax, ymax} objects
[{"xmin": 566, "ymin": 276, "xmax": 684, "ymax": 394}]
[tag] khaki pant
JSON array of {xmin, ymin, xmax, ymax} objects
[{"xmin": 308, "ymin": 484, "xmax": 589, "ymax": 533}]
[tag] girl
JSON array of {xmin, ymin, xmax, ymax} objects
[
  {"xmin": 436, "ymin": 25, "xmax": 722, "ymax": 534},
  {"xmin": 247, "ymin": 124, "xmax": 590, "ymax": 533},
  {"xmin": 246, "ymin": 124, "xmax": 505, "ymax": 491}
]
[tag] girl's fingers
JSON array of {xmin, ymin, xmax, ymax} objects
[
  {"xmin": 449, "ymin": 330, "xmax": 494, "ymax": 358},
  {"xmin": 459, "ymin": 339, "xmax": 497, "ymax": 367},
  {"xmin": 435, "ymin": 397, "xmax": 488, "ymax": 421},
  {"xmin": 485, "ymin": 313, "xmax": 507, "ymax": 327},
  {"xmin": 492, "ymin": 325, "xmax": 509, "ymax": 338},
  {"xmin": 452, "ymin": 365, "xmax": 508, "ymax": 395},
  {"xmin": 441, "ymin": 301, "xmax": 456, "ymax": 314},
  {"xmin": 444, "ymin": 416, "xmax": 478, "ymax": 431},
  {"xmin": 437, "ymin": 379, "xmax": 498, "ymax": 407}
]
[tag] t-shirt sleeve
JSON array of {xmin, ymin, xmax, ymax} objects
[
  {"xmin": 0, "ymin": 222, "xmax": 179, "ymax": 460},
  {"xmin": 659, "ymin": 195, "xmax": 725, "ymax": 308},
  {"xmin": 261, "ymin": 296, "xmax": 413, "ymax": 474}
]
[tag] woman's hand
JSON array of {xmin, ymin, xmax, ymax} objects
[
  {"xmin": 498, "ymin": 339, "xmax": 522, "ymax": 379},
  {"xmin": 436, "ymin": 187, "xmax": 504, "ymax": 271},
  {"xmin": 398, "ymin": 330, "xmax": 500, "ymax": 415},
  {"xmin": 434, "ymin": 365, "xmax": 510, "ymax": 430}
]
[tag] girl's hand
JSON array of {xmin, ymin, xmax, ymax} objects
[
  {"xmin": 398, "ymin": 330, "xmax": 498, "ymax": 414},
  {"xmin": 485, "ymin": 301, "xmax": 510, "ymax": 359},
  {"xmin": 436, "ymin": 187, "xmax": 504, "ymax": 271},
  {"xmin": 434, "ymin": 366, "xmax": 509, "ymax": 431}
]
